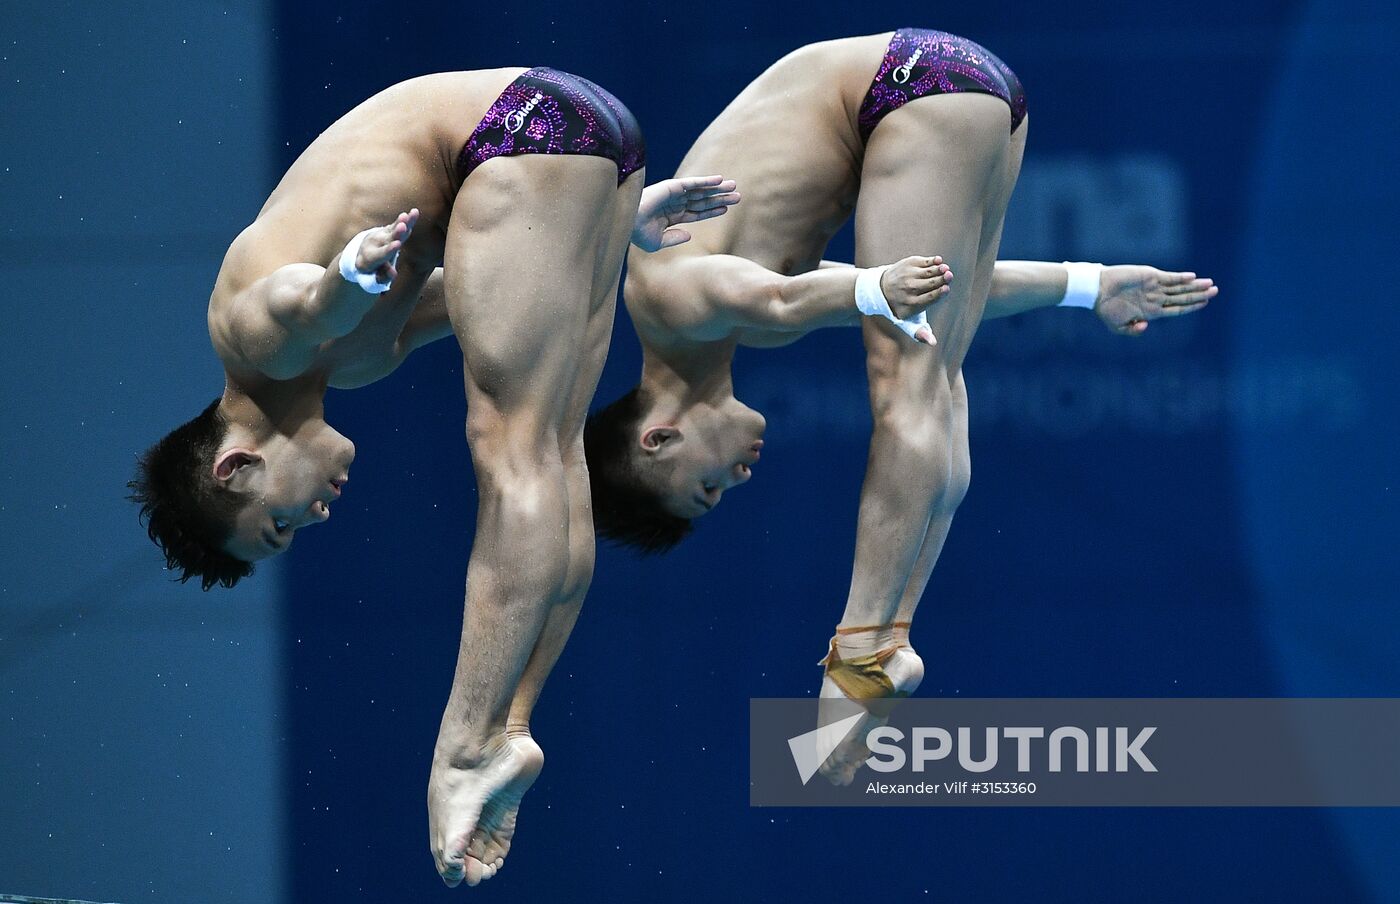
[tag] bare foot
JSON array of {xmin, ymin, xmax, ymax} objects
[
  {"xmin": 428, "ymin": 733, "xmax": 544, "ymax": 887},
  {"xmin": 465, "ymin": 733, "xmax": 542, "ymax": 877},
  {"xmin": 816, "ymin": 646, "xmax": 924, "ymax": 786}
]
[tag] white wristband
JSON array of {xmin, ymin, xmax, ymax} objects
[
  {"xmin": 338, "ymin": 228, "xmax": 395, "ymax": 294},
  {"xmin": 855, "ymin": 265, "xmax": 934, "ymax": 344},
  {"xmin": 855, "ymin": 265, "xmax": 895, "ymax": 319},
  {"xmin": 1058, "ymin": 261, "xmax": 1103, "ymax": 309}
]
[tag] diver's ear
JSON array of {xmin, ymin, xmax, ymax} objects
[
  {"xmin": 639, "ymin": 425, "xmax": 681, "ymax": 455},
  {"xmin": 213, "ymin": 449, "xmax": 262, "ymax": 485}
]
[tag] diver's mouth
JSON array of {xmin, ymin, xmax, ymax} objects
[
  {"xmin": 747, "ymin": 440, "xmax": 763, "ymax": 464},
  {"xmin": 329, "ymin": 478, "xmax": 345, "ymax": 498}
]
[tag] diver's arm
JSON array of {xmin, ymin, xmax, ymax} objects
[
  {"xmin": 977, "ymin": 260, "xmax": 1069, "ymax": 319},
  {"xmin": 823, "ymin": 257, "xmax": 1074, "ymax": 318},
  {"xmin": 397, "ymin": 268, "xmax": 455, "ymax": 352},
  {"xmin": 230, "ymin": 210, "xmax": 419, "ymax": 377},
  {"xmin": 677, "ymin": 253, "xmax": 948, "ymax": 337},
  {"xmin": 825, "ymin": 258, "xmax": 1218, "ymax": 330},
  {"xmin": 984, "ymin": 261, "xmax": 1217, "ymax": 332}
]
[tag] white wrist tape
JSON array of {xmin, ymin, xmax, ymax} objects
[
  {"xmin": 338, "ymin": 228, "xmax": 395, "ymax": 294},
  {"xmin": 855, "ymin": 265, "xmax": 933, "ymax": 344},
  {"xmin": 1058, "ymin": 261, "xmax": 1103, "ymax": 309}
]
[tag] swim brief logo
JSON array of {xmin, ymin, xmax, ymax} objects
[
  {"xmin": 504, "ymin": 91, "xmax": 545, "ymax": 134},
  {"xmin": 892, "ymin": 47, "xmax": 925, "ymax": 84}
]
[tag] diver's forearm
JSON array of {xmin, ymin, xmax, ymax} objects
[
  {"xmin": 306, "ymin": 251, "xmax": 378, "ymax": 338},
  {"xmin": 828, "ymin": 258, "xmax": 1083, "ymax": 321},
  {"xmin": 982, "ymin": 261, "xmax": 1079, "ymax": 319},
  {"xmin": 399, "ymin": 268, "xmax": 455, "ymax": 350},
  {"xmin": 768, "ymin": 268, "xmax": 872, "ymax": 331}
]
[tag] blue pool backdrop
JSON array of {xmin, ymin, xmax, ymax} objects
[{"xmin": 2, "ymin": 1, "xmax": 1398, "ymax": 901}]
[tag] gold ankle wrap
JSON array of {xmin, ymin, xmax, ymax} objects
[{"xmin": 819, "ymin": 622, "xmax": 913, "ymax": 708}]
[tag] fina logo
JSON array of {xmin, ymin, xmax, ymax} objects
[
  {"xmin": 505, "ymin": 91, "xmax": 545, "ymax": 134},
  {"xmin": 892, "ymin": 47, "xmax": 925, "ymax": 84}
]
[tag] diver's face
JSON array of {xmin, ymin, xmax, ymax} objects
[
  {"xmin": 218, "ymin": 425, "xmax": 356, "ymax": 562},
  {"xmin": 645, "ymin": 400, "xmax": 766, "ymax": 518}
]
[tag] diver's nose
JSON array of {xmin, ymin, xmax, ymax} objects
[
  {"xmin": 733, "ymin": 462, "xmax": 753, "ymax": 485},
  {"xmin": 310, "ymin": 500, "xmax": 331, "ymax": 523}
]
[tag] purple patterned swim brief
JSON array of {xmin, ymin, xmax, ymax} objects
[
  {"xmin": 457, "ymin": 67, "xmax": 646, "ymax": 185},
  {"xmin": 858, "ymin": 29, "xmax": 1027, "ymax": 142}
]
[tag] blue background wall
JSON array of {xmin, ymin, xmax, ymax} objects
[
  {"xmin": 4, "ymin": 1, "xmax": 1399, "ymax": 902},
  {"xmin": 0, "ymin": 4, "xmax": 287, "ymax": 902}
]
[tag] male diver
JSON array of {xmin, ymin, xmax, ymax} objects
[
  {"xmin": 578, "ymin": 31, "xmax": 1217, "ymax": 783},
  {"xmin": 129, "ymin": 68, "xmax": 738, "ymax": 885}
]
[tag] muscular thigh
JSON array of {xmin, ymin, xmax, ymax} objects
[
  {"xmin": 444, "ymin": 154, "xmax": 621, "ymax": 442},
  {"xmin": 855, "ymin": 92, "xmax": 1014, "ymax": 381},
  {"xmin": 558, "ymin": 167, "xmax": 645, "ymax": 449},
  {"xmin": 944, "ymin": 113, "xmax": 1027, "ymax": 388}
]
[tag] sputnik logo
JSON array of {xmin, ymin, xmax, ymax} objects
[{"xmin": 787, "ymin": 712, "xmax": 865, "ymax": 785}]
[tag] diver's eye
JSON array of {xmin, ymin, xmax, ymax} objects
[
  {"xmin": 702, "ymin": 483, "xmax": 717, "ymax": 494},
  {"xmin": 273, "ymin": 518, "xmax": 290, "ymax": 533}
]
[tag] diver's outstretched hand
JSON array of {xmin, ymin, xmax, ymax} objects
[
  {"xmin": 1096, "ymin": 265, "xmax": 1217, "ymax": 336},
  {"xmin": 632, "ymin": 175, "xmax": 741, "ymax": 251}
]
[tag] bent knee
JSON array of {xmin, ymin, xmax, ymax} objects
[
  {"xmin": 869, "ymin": 373, "xmax": 956, "ymax": 431},
  {"xmin": 871, "ymin": 398, "xmax": 971, "ymax": 509},
  {"xmin": 942, "ymin": 453, "xmax": 971, "ymax": 511},
  {"xmin": 558, "ymin": 546, "xmax": 595, "ymax": 602},
  {"xmin": 470, "ymin": 438, "xmax": 568, "ymax": 510},
  {"xmin": 467, "ymin": 409, "xmax": 562, "ymax": 466}
]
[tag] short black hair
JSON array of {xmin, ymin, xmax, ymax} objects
[
  {"xmin": 128, "ymin": 397, "xmax": 255, "ymax": 590},
  {"xmin": 583, "ymin": 387, "xmax": 693, "ymax": 554}
]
